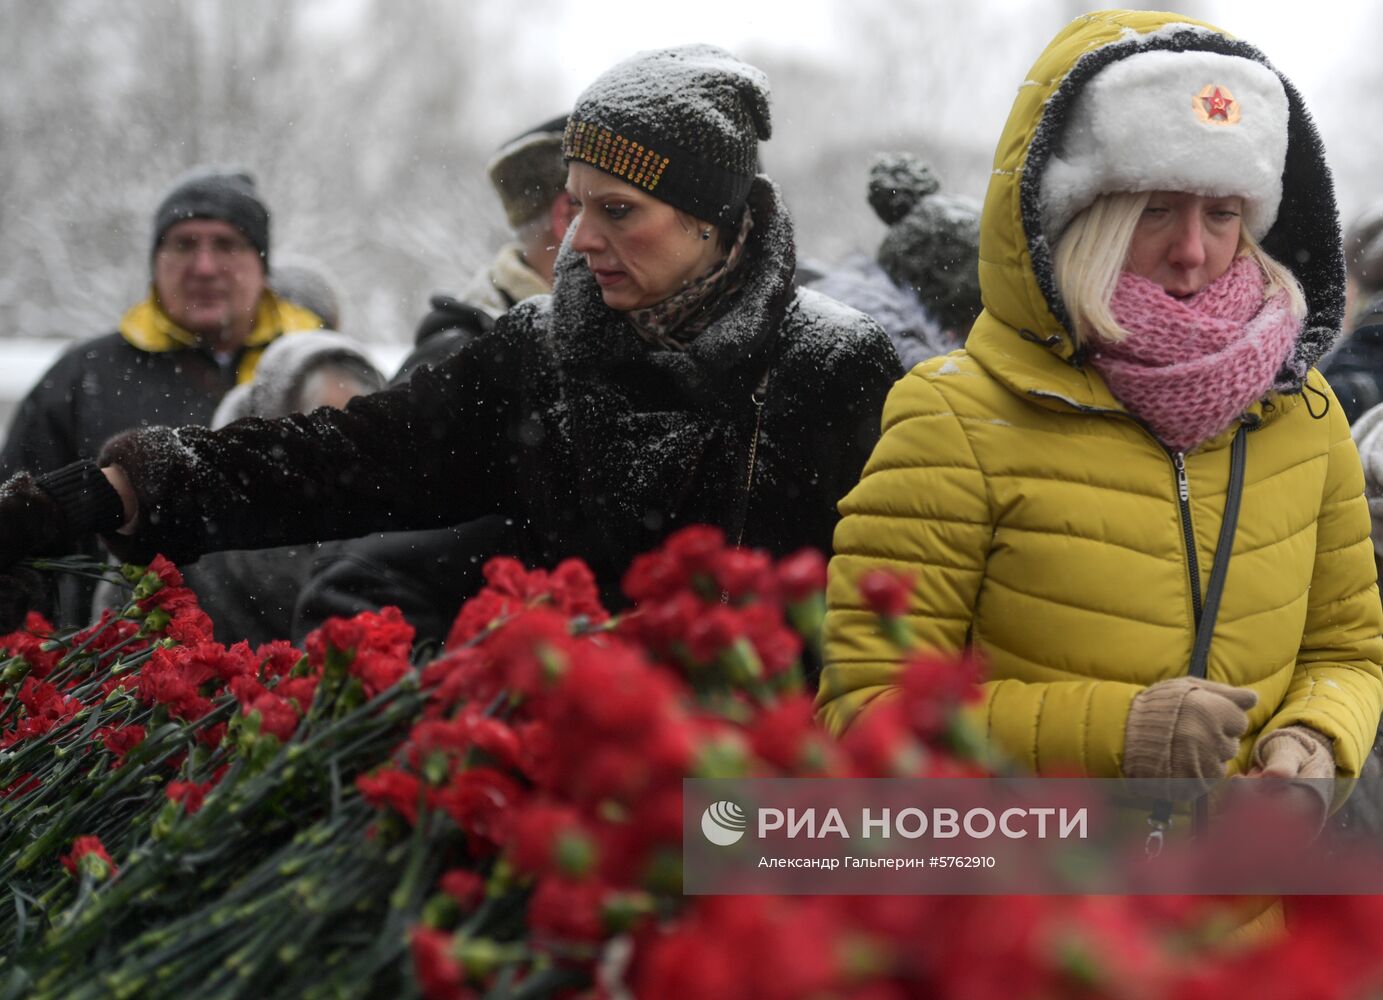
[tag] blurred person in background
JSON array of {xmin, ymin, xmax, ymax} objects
[
  {"xmin": 0, "ymin": 46, "xmax": 899, "ymax": 654},
  {"xmin": 808, "ymin": 152, "xmax": 981, "ymax": 371},
  {"xmin": 1320, "ymin": 204, "xmax": 1383, "ymax": 424},
  {"xmin": 0, "ymin": 168, "xmax": 322, "ymax": 625},
  {"xmin": 401, "ymin": 114, "xmax": 575, "ymax": 381}
]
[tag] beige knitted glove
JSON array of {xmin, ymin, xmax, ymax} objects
[
  {"xmin": 1248, "ymin": 725, "xmax": 1336, "ymax": 833},
  {"xmin": 1251, "ymin": 726, "xmax": 1335, "ymax": 780},
  {"xmin": 1122, "ymin": 677, "xmax": 1258, "ymax": 788}
]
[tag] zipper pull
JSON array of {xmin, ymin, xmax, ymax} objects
[{"xmin": 1174, "ymin": 452, "xmax": 1188, "ymax": 502}]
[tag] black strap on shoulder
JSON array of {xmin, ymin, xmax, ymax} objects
[
  {"xmin": 1189, "ymin": 425, "xmax": 1248, "ymax": 835},
  {"xmin": 1189, "ymin": 424, "xmax": 1248, "ymax": 680},
  {"xmin": 1148, "ymin": 425, "xmax": 1249, "ymax": 845}
]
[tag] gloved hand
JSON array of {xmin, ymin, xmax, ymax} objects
[
  {"xmin": 0, "ymin": 473, "xmax": 70, "ymax": 569},
  {"xmin": 1251, "ymin": 725, "xmax": 1335, "ymax": 781},
  {"xmin": 1246, "ymin": 725, "xmax": 1335, "ymax": 835},
  {"xmin": 1122, "ymin": 677, "xmax": 1258, "ymax": 791},
  {"xmin": 0, "ymin": 463, "xmax": 126, "ymax": 632}
]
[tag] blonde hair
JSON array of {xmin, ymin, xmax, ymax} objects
[{"xmin": 1053, "ymin": 191, "xmax": 1307, "ymax": 346}]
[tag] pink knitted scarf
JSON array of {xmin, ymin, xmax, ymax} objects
[{"xmin": 1087, "ymin": 256, "xmax": 1300, "ymax": 453}]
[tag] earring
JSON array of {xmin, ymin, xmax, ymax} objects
[{"xmin": 700, "ymin": 227, "xmax": 712, "ymax": 241}]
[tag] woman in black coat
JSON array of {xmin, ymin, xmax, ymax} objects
[{"xmin": 0, "ymin": 45, "xmax": 900, "ymax": 621}]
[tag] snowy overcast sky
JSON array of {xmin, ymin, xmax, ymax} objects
[
  {"xmin": 528, "ymin": 0, "xmax": 1376, "ymax": 214},
  {"xmin": 544, "ymin": 0, "xmax": 1358, "ymax": 93}
]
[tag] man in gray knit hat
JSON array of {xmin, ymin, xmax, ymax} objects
[{"xmin": 0, "ymin": 166, "xmax": 322, "ymax": 624}]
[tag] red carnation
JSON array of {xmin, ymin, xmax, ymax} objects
[
  {"xmin": 438, "ymin": 869, "xmax": 486, "ymax": 910},
  {"xmin": 685, "ymin": 606, "xmax": 745, "ymax": 664},
  {"xmin": 749, "ymin": 696, "xmax": 842, "ymax": 775},
  {"xmin": 858, "ymin": 569, "xmax": 913, "ymax": 618},
  {"xmin": 276, "ymin": 675, "xmax": 320, "ymax": 714},
  {"xmin": 740, "ymin": 602, "xmax": 803, "ymax": 677},
  {"xmin": 0, "ymin": 611, "xmax": 61, "ymax": 680},
  {"xmin": 229, "ymin": 675, "xmax": 268, "ymax": 707},
  {"xmin": 255, "ymin": 640, "xmax": 305, "ymax": 680},
  {"xmin": 187, "ymin": 641, "xmax": 257, "ymax": 683},
  {"xmin": 352, "ymin": 648, "xmax": 411, "ymax": 699},
  {"xmin": 166, "ymin": 779, "xmax": 212, "ymax": 815},
  {"xmin": 97, "ymin": 724, "xmax": 147, "ymax": 767},
  {"xmin": 898, "ymin": 650, "xmax": 984, "ymax": 741},
  {"xmin": 242, "ymin": 691, "xmax": 302, "ymax": 742},
  {"xmin": 509, "ymin": 802, "xmax": 592, "ymax": 878},
  {"xmin": 145, "ymin": 554, "xmax": 184, "ymax": 591},
  {"xmin": 547, "ymin": 558, "xmax": 609, "ymax": 623},
  {"xmin": 776, "ymin": 548, "xmax": 828, "ymax": 604},
  {"xmin": 622, "ymin": 550, "xmax": 686, "ymax": 604},
  {"xmin": 527, "ymin": 876, "xmax": 607, "ymax": 945},
  {"xmin": 358, "ymin": 768, "xmax": 426, "ymax": 825},
  {"xmin": 163, "ymin": 605, "xmax": 215, "ymax": 646},
  {"xmin": 712, "ymin": 547, "xmax": 776, "ymax": 603},
  {"xmin": 60, "ymin": 835, "xmax": 116, "ymax": 880},
  {"xmin": 410, "ymin": 927, "xmax": 473, "ymax": 1000},
  {"xmin": 445, "ymin": 589, "xmax": 515, "ymax": 649},
  {"xmin": 619, "ymin": 590, "xmax": 701, "ymax": 655},
  {"xmin": 434, "ymin": 767, "xmax": 523, "ymax": 850},
  {"xmin": 663, "ymin": 525, "xmax": 726, "ymax": 579}
]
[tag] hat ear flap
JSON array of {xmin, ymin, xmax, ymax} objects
[{"xmin": 868, "ymin": 153, "xmax": 941, "ymax": 226}]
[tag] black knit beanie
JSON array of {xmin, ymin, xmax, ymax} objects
[
  {"xmin": 870, "ymin": 153, "xmax": 982, "ymax": 334},
  {"xmin": 562, "ymin": 44, "xmax": 770, "ymax": 228},
  {"xmin": 151, "ymin": 169, "xmax": 270, "ymax": 269}
]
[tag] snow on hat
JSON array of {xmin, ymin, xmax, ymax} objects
[
  {"xmin": 152, "ymin": 167, "xmax": 271, "ymax": 268},
  {"xmin": 1346, "ymin": 203, "xmax": 1383, "ymax": 295},
  {"xmin": 488, "ymin": 114, "xmax": 569, "ymax": 229},
  {"xmin": 562, "ymin": 44, "xmax": 770, "ymax": 228},
  {"xmin": 1039, "ymin": 48, "xmax": 1289, "ymax": 241},
  {"xmin": 869, "ymin": 153, "xmax": 982, "ymax": 335}
]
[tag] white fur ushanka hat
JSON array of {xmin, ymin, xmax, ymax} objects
[{"xmin": 1038, "ymin": 47, "xmax": 1290, "ymax": 242}]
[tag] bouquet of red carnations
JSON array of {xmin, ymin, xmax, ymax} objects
[{"xmin": 1, "ymin": 529, "xmax": 1380, "ymax": 999}]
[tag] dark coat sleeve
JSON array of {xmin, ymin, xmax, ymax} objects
[
  {"xmin": 291, "ymin": 515, "xmax": 511, "ymax": 647},
  {"xmin": 97, "ymin": 325, "xmax": 525, "ymax": 565}
]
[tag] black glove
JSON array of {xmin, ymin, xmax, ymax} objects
[
  {"xmin": 0, "ymin": 473, "xmax": 69, "ymax": 569},
  {"xmin": 0, "ymin": 462, "xmax": 125, "ymax": 632}
]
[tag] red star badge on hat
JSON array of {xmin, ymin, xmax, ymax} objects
[
  {"xmin": 1203, "ymin": 87, "xmax": 1233, "ymax": 120},
  {"xmin": 1194, "ymin": 84, "xmax": 1241, "ymax": 125}
]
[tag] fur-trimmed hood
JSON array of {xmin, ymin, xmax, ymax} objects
[{"xmin": 979, "ymin": 9, "xmax": 1343, "ymax": 395}]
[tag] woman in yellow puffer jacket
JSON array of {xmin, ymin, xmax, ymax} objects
[{"xmin": 819, "ymin": 10, "xmax": 1383, "ymax": 817}]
